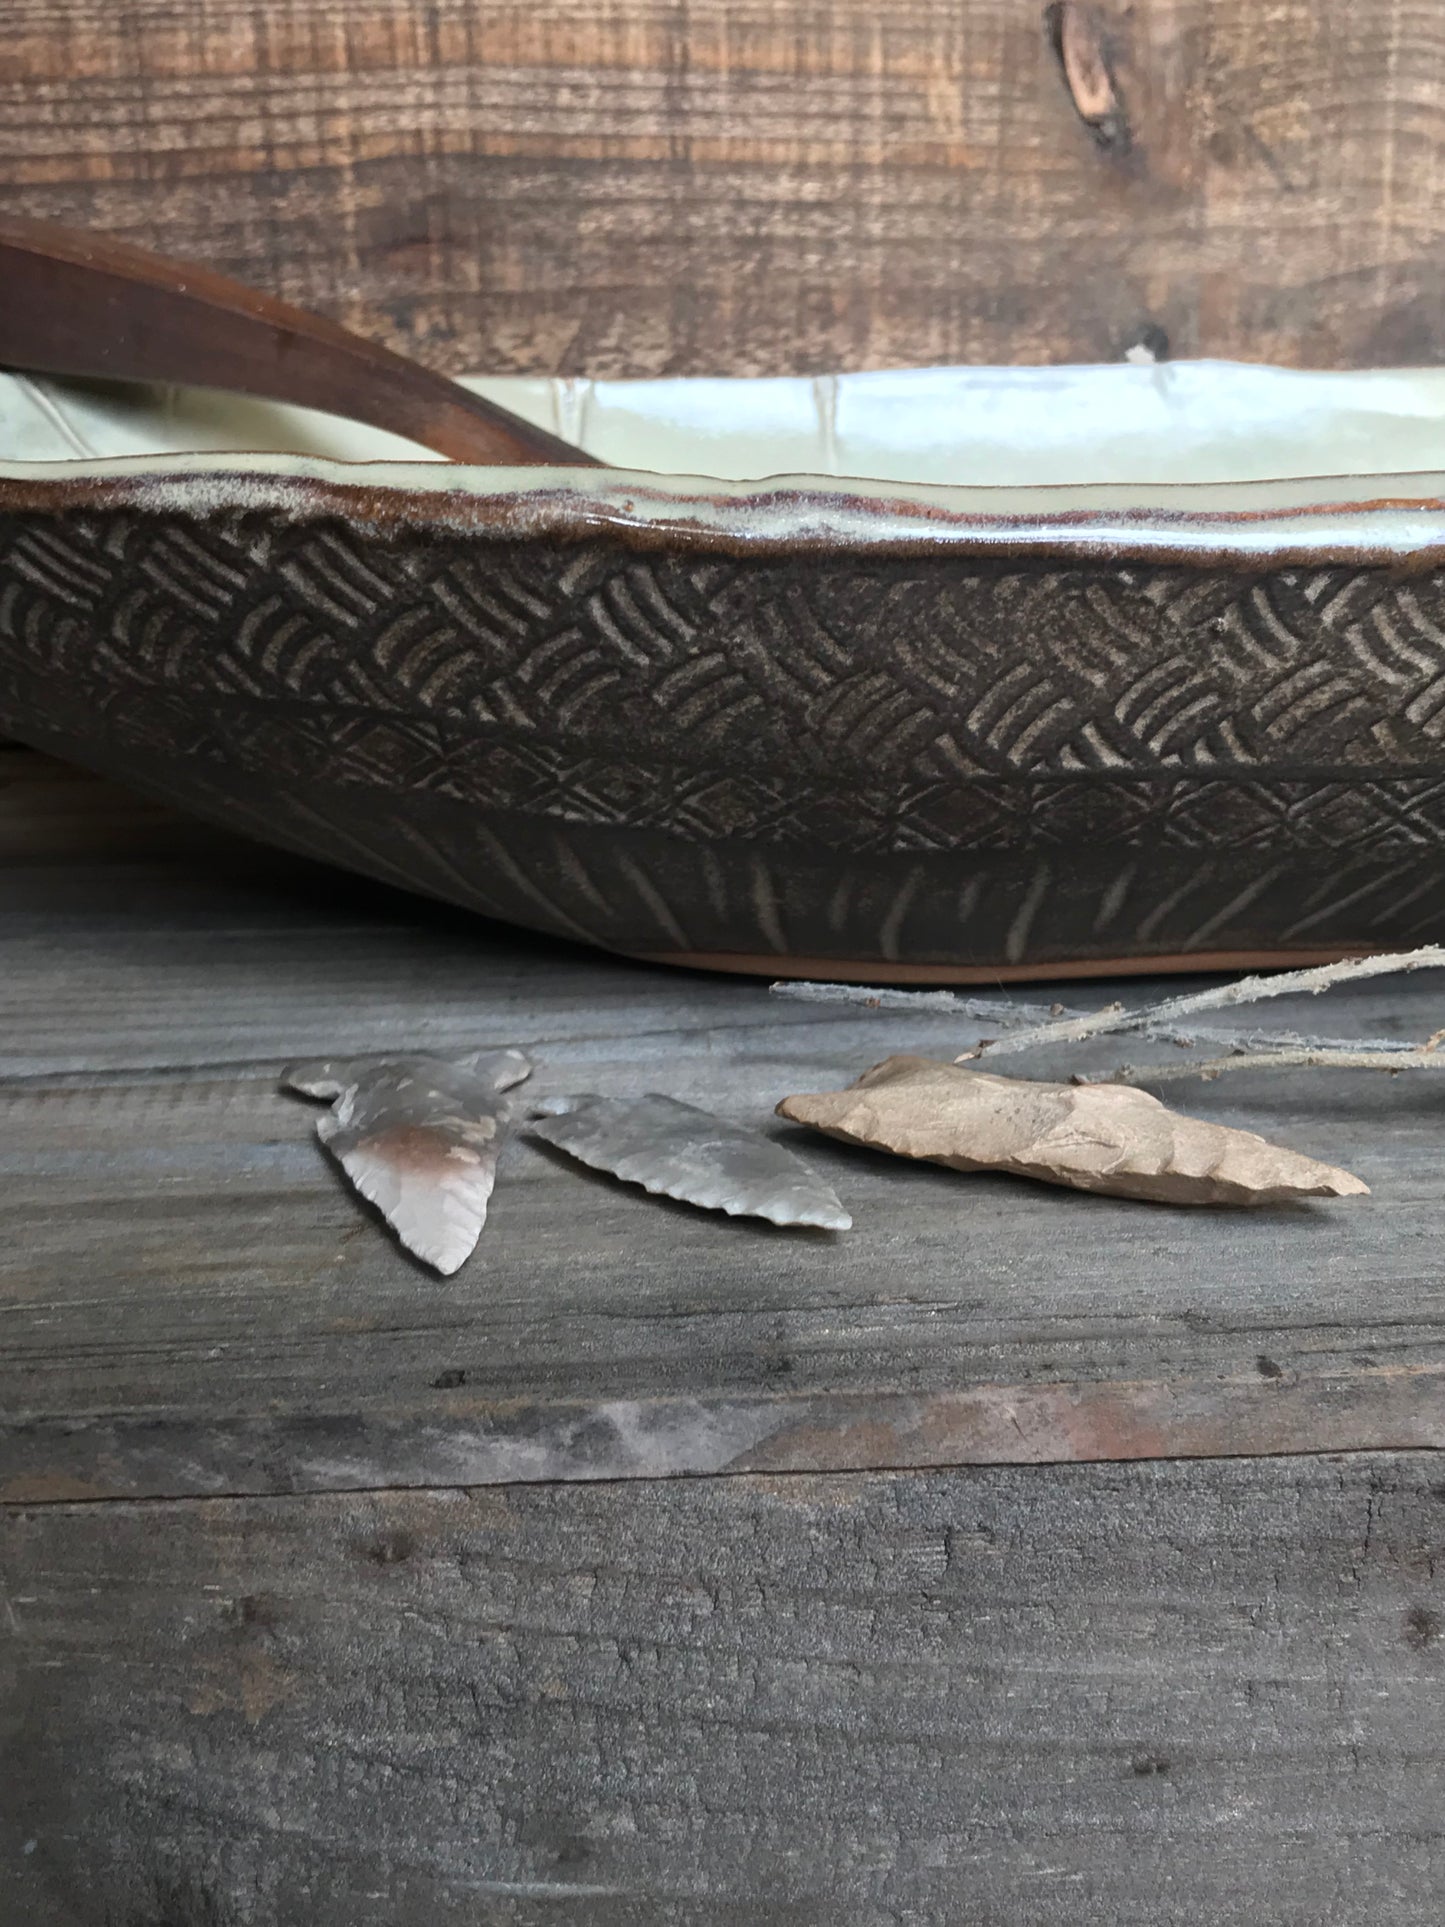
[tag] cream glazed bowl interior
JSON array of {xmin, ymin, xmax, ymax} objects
[{"xmin": 4, "ymin": 360, "xmax": 1445, "ymax": 981}]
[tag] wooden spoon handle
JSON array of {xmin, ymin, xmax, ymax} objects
[{"xmin": 0, "ymin": 215, "xmax": 600, "ymax": 467}]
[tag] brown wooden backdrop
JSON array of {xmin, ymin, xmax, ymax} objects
[{"xmin": 6, "ymin": 0, "xmax": 1445, "ymax": 380}]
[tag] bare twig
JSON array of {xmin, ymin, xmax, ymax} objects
[
  {"xmin": 771, "ymin": 975, "xmax": 1430, "ymax": 1062},
  {"xmin": 770, "ymin": 980, "xmax": 1066, "ymax": 1021},
  {"xmin": 1107, "ymin": 1045, "xmax": 1445, "ymax": 1085},
  {"xmin": 955, "ymin": 947, "xmax": 1445, "ymax": 1062},
  {"xmin": 1184, "ymin": 1028, "xmax": 1428, "ymax": 1058}
]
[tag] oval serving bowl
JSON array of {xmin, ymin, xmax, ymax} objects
[{"xmin": 5, "ymin": 360, "xmax": 1445, "ymax": 982}]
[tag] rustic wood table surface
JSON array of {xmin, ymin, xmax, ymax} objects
[
  {"xmin": 8, "ymin": 0, "xmax": 1445, "ymax": 1912},
  {"xmin": 2, "ymin": 742, "xmax": 1444, "ymax": 1923}
]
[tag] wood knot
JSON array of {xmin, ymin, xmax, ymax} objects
[{"xmin": 1045, "ymin": 2, "xmax": 1131, "ymax": 158}]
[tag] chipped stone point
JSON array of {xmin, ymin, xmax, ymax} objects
[
  {"xmin": 777, "ymin": 1054, "xmax": 1368, "ymax": 1208},
  {"xmin": 530, "ymin": 1092, "xmax": 851, "ymax": 1230},
  {"xmin": 283, "ymin": 1049, "xmax": 534, "ymax": 1273}
]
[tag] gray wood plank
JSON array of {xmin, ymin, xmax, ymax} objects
[
  {"xmin": 4, "ymin": 1453, "xmax": 1444, "ymax": 1924},
  {"xmin": 5, "ymin": 751, "xmax": 1445, "ymax": 1496}
]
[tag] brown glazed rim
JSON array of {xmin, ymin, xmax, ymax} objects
[
  {"xmin": 642, "ymin": 946, "xmax": 1380, "ymax": 983},
  {"xmin": 7, "ymin": 458, "xmax": 1445, "ymax": 569}
]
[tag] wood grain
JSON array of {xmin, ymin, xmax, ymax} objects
[
  {"xmin": 4, "ymin": 1455, "xmax": 1445, "ymax": 1923},
  {"xmin": 4, "ymin": 744, "xmax": 1445, "ymax": 1918},
  {"xmin": 4, "ymin": 749, "xmax": 1445, "ymax": 1500},
  {"xmin": 4, "ymin": 0, "xmax": 1445, "ymax": 377}
]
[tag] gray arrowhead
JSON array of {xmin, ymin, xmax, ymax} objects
[
  {"xmin": 283, "ymin": 1050, "xmax": 533, "ymax": 1273},
  {"xmin": 529, "ymin": 1092, "xmax": 851, "ymax": 1230}
]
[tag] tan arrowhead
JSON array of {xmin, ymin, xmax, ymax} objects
[{"xmin": 777, "ymin": 1054, "xmax": 1368, "ymax": 1207}]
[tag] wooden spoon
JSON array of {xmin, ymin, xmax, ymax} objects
[{"xmin": 0, "ymin": 215, "xmax": 600, "ymax": 467}]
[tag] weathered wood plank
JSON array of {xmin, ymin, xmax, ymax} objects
[
  {"xmin": 4, "ymin": 751, "xmax": 1445, "ymax": 1496},
  {"xmin": 4, "ymin": 1454, "xmax": 1444, "ymax": 1923},
  {"xmin": 4, "ymin": 0, "xmax": 1445, "ymax": 377}
]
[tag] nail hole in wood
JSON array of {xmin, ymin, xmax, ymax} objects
[
  {"xmin": 1404, "ymin": 1605, "xmax": 1441, "ymax": 1649},
  {"xmin": 361, "ymin": 1528, "xmax": 415, "ymax": 1566},
  {"xmin": 1123, "ymin": 321, "xmax": 1171, "ymax": 363}
]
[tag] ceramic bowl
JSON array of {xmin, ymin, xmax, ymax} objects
[{"xmin": 5, "ymin": 361, "xmax": 1445, "ymax": 981}]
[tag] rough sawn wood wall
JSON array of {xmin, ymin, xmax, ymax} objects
[{"xmin": 5, "ymin": 0, "xmax": 1445, "ymax": 377}]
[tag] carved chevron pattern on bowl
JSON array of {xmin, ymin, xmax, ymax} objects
[
  {"xmin": 6, "ymin": 498, "xmax": 1445, "ymax": 966},
  {"xmin": 13, "ymin": 668, "xmax": 1445, "ymax": 864},
  {"xmin": 11, "ymin": 509, "xmax": 1445, "ymax": 781}
]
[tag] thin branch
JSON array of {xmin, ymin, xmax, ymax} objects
[
  {"xmin": 770, "ymin": 980, "xmax": 1067, "ymax": 1021},
  {"xmin": 955, "ymin": 946, "xmax": 1445, "ymax": 1062},
  {"xmin": 771, "ymin": 975, "xmax": 1430, "ymax": 1061},
  {"xmin": 1182, "ymin": 1028, "xmax": 1429, "ymax": 1057},
  {"xmin": 1107, "ymin": 1045, "xmax": 1445, "ymax": 1085}
]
